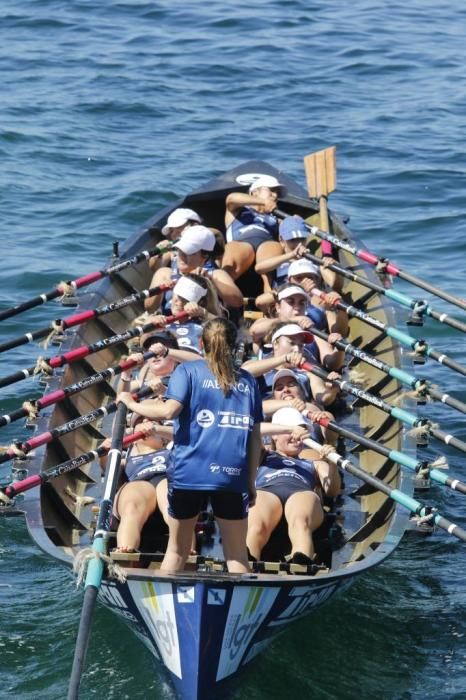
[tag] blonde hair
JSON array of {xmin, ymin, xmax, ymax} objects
[{"xmin": 202, "ymin": 318, "xmax": 238, "ymax": 395}]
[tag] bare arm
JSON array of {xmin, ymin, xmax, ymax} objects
[{"xmin": 117, "ymin": 395, "xmax": 183, "ymax": 421}]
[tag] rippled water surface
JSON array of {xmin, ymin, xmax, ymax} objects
[{"xmin": 1, "ymin": 1, "xmax": 466, "ymax": 698}]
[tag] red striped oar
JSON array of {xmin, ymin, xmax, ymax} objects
[
  {"xmin": 0, "ymin": 349, "xmax": 160, "ymax": 428},
  {"xmin": 0, "ymin": 283, "xmax": 172, "ymax": 354},
  {"xmin": 0, "ymin": 385, "xmax": 154, "ymax": 466},
  {"xmin": 2, "ymin": 429, "xmax": 147, "ymax": 499},
  {"xmin": 0, "ymin": 242, "xmax": 171, "ymax": 323},
  {"xmin": 0, "ymin": 311, "xmax": 188, "ymax": 390},
  {"xmin": 275, "ymin": 206, "xmax": 466, "ymax": 313}
]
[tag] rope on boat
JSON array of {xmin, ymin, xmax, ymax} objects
[
  {"xmin": 0, "ymin": 489, "xmax": 13, "ymax": 506},
  {"xmin": 3, "ymin": 443, "xmax": 26, "ymax": 458},
  {"xmin": 33, "ymin": 356, "xmax": 53, "ymax": 376},
  {"xmin": 429, "ymin": 455, "xmax": 449, "ymax": 470},
  {"xmin": 412, "ymin": 510, "xmax": 436, "ymax": 526},
  {"xmin": 57, "ymin": 281, "xmax": 76, "ymax": 299},
  {"xmin": 64, "ymin": 485, "xmax": 96, "ymax": 506},
  {"xmin": 73, "ymin": 547, "xmax": 127, "ymax": 587},
  {"xmin": 347, "ymin": 368, "xmax": 370, "ymax": 387},
  {"xmin": 408, "ymin": 423, "xmax": 438, "ymax": 439},
  {"xmin": 39, "ymin": 320, "xmax": 64, "ymax": 349},
  {"xmin": 22, "ymin": 400, "xmax": 39, "ymax": 421}
]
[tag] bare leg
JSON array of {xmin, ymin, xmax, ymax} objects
[
  {"xmin": 246, "ymin": 490, "xmax": 283, "ymax": 560},
  {"xmin": 160, "ymin": 514, "xmax": 198, "ymax": 572},
  {"xmin": 284, "ymin": 491, "xmax": 324, "ymax": 558},
  {"xmin": 116, "ymin": 481, "xmax": 158, "ymax": 551},
  {"xmin": 216, "ymin": 516, "xmax": 250, "ymax": 573},
  {"xmin": 221, "ymin": 241, "xmax": 255, "ymax": 280}
]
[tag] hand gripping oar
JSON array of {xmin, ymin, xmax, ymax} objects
[
  {"xmin": 277, "ymin": 194, "xmax": 466, "ymax": 313},
  {"xmin": 303, "ymin": 250, "xmax": 466, "ymax": 335},
  {"xmin": 0, "ymin": 283, "xmax": 172, "ymax": 354},
  {"xmin": 310, "ymin": 286, "xmax": 466, "ymax": 378},
  {"xmin": 0, "ymin": 310, "xmax": 189, "ymax": 390},
  {"xmin": 304, "ymin": 410, "xmax": 466, "ymax": 496},
  {"xmin": 300, "ymin": 361, "xmax": 466, "ymax": 457},
  {"xmin": 0, "ymin": 242, "xmax": 172, "ymax": 324},
  {"xmin": 0, "ymin": 385, "xmax": 153, "ymax": 466},
  {"xmin": 67, "ymin": 400, "xmax": 128, "ymax": 700},
  {"xmin": 0, "ymin": 349, "xmax": 159, "ymax": 428},
  {"xmin": 303, "ymin": 437, "xmax": 466, "ymax": 542},
  {"xmin": 309, "ymin": 325, "xmax": 466, "ymax": 416},
  {"xmin": 2, "ymin": 429, "xmax": 146, "ymax": 500}
]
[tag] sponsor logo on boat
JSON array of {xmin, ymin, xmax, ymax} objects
[
  {"xmin": 196, "ymin": 409, "xmax": 215, "ymax": 428},
  {"xmin": 207, "ymin": 588, "xmax": 226, "ymax": 605},
  {"xmin": 177, "ymin": 585, "xmax": 195, "ymax": 603},
  {"xmin": 218, "ymin": 411, "xmax": 253, "ymax": 430},
  {"xmin": 98, "ymin": 583, "xmax": 138, "ymax": 623},
  {"xmin": 216, "ymin": 586, "xmax": 279, "ymax": 681},
  {"xmin": 268, "ymin": 583, "xmax": 340, "ymax": 627},
  {"xmin": 128, "ymin": 580, "xmax": 182, "ymax": 678}
]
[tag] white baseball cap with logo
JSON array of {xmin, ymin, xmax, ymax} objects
[
  {"xmin": 248, "ymin": 174, "xmax": 285, "ymax": 195},
  {"xmin": 173, "ymin": 276, "xmax": 207, "ymax": 304},
  {"xmin": 277, "ymin": 284, "xmax": 310, "ymax": 303},
  {"xmin": 173, "ymin": 225, "xmax": 216, "ymax": 255},
  {"xmin": 162, "ymin": 208, "xmax": 202, "ymax": 236},
  {"xmin": 271, "ymin": 323, "xmax": 314, "ymax": 344},
  {"xmin": 287, "ymin": 259, "xmax": 322, "ymax": 280}
]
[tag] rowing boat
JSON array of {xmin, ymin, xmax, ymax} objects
[{"xmin": 0, "ymin": 157, "xmax": 425, "ymax": 698}]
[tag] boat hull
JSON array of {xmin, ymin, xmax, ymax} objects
[{"xmin": 99, "ymin": 570, "xmax": 355, "ymax": 699}]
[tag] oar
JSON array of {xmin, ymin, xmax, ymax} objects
[
  {"xmin": 303, "ymin": 250, "xmax": 466, "ymax": 334},
  {"xmin": 0, "ymin": 386, "xmax": 153, "ymax": 466},
  {"xmin": 304, "ymin": 411, "xmax": 466, "ymax": 496},
  {"xmin": 300, "ymin": 361, "xmax": 466, "ymax": 456},
  {"xmin": 0, "ymin": 350, "xmax": 158, "ymax": 428},
  {"xmin": 2, "ymin": 429, "xmax": 146, "ymax": 499},
  {"xmin": 67, "ymin": 400, "xmax": 128, "ymax": 699},
  {"xmin": 0, "ymin": 311, "xmax": 188, "ymax": 390},
  {"xmin": 310, "ymin": 285, "xmax": 466, "ymax": 378},
  {"xmin": 309, "ymin": 325, "xmax": 466, "ymax": 416},
  {"xmin": 276, "ymin": 204, "xmax": 466, "ymax": 314},
  {"xmin": 303, "ymin": 147, "xmax": 336, "ymax": 257},
  {"xmin": 303, "ymin": 437, "xmax": 466, "ymax": 542},
  {"xmin": 0, "ymin": 242, "xmax": 171, "ymax": 323},
  {"xmin": 0, "ymin": 283, "xmax": 172, "ymax": 354}
]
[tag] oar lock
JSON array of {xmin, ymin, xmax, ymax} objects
[
  {"xmin": 411, "ymin": 339, "xmax": 428, "ymax": 363},
  {"xmin": 407, "ymin": 300, "xmax": 428, "ymax": 327},
  {"xmin": 375, "ymin": 257, "xmax": 391, "ymax": 275}
]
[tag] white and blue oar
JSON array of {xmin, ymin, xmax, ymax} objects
[
  {"xmin": 303, "ymin": 436, "xmax": 466, "ymax": 542},
  {"xmin": 67, "ymin": 400, "xmax": 128, "ymax": 700}
]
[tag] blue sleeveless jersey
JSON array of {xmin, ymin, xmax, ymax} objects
[
  {"xmin": 226, "ymin": 206, "xmax": 278, "ymax": 243},
  {"xmin": 125, "ymin": 447, "xmax": 171, "ymax": 482},
  {"xmin": 306, "ymin": 304, "xmax": 328, "ymax": 330},
  {"xmin": 167, "ymin": 319, "xmax": 203, "ymax": 354},
  {"xmin": 165, "ymin": 360, "xmax": 263, "ymax": 492},
  {"xmin": 256, "ymin": 450, "xmax": 318, "ymax": 490}
]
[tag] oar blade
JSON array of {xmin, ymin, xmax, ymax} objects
[{"xmin": 304, "ymin": 146, "xmax": 337, "ymax": 199}]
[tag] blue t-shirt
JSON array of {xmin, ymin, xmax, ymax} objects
[
  {"xmin": 165, "ymin": 360, "xmax": 263, "ymax": 492},
  {"xmin": 256, "ymin": 450, "xmax": 318, "ymax": 491}
]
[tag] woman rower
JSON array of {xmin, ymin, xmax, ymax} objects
[
  {"xmin": 247, "ymin": 407, "xmax": 340, "ymax": 565},
  {"xmin": 117, "ymin": 318, "xmax": 263, "ymax": 574}
]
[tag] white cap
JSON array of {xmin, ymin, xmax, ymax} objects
[
  {"xmin": 271, "ymin": 406, "xmax": 310, "ymax": 427},
  {"xmin": 277, "ymin": 284, "xmax": 310, "ymax": 303},
  {"xmin": 173, "ymin": 276, "xmax": 207, "ymax": 304},
  {"xmin": 271, "ymin": 368, "xmax": 301, "ymax": 389},
  {"xmin": 287, "ymin": 259, "xmax": 321, "ymax": 280},
  {"xmin": 271, "ymin": 323, "xmax": 314, "ymax": 344},
  {"xmin": 162, "ymin": 208, "xmax": 202, "ymax": 236},
  {"xmin": 249, "ymin": 174, "xmax": 284, "ymax": 194},
  {"xmin": 174, "ymin": 225, "xmax": 216, "ymax": 255}
]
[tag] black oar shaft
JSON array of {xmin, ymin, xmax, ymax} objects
[
  {"xmin": 0, "ymin": 284, "xmax": 169, "ymax": 355},
  {"xmin": 276, "ymin": 207, "xmax": 466, "ymax": 313},
  {"xmin": 68, "ymin": 401, "xmax": 128, "ymax": 700},
  {"xmin": 0, "ymin": 311, "xmax": 188, "ymax": 390},
  {"xmin": 0, "ymin": 243, "xmax": 170, "ymax": 323}
]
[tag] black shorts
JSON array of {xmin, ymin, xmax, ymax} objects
[
  {"xmin": 258, "ymin": 481, "xmax": 313, "ymax": 507},
  {"xmin": 168, "ymin": 488, "xmax": 249, "ymax": 520},
  {"xmin": 231, "ymin": 227, "xmax": 275, "ymax": 251}
]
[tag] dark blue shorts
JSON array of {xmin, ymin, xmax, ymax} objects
[
  {"xmin": 230, "ymin": 227, "xmax": 274, "ymax": 251},
  {"xmin": 168, "ymin": 488, "xmax": 249, "ymax": 520},
  {"xmin": 258, "ymin": 481, "xmax": 313, "ymax": 507}
]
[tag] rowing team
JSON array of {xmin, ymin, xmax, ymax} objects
[{"xmin": 109, "ymin": 175, "xmax": 349, "ymax": 573}]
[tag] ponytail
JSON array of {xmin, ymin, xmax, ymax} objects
[{"xmin": 202, "ymin": 318, "xmax": 238, "ymax": 394}]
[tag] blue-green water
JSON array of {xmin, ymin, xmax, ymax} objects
[{"xmin": 1, "ymin": 1, "xmax": 466, "ymax": 698}]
